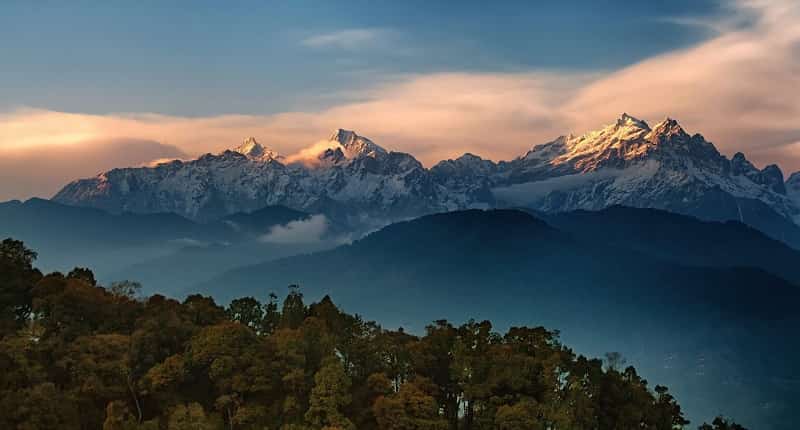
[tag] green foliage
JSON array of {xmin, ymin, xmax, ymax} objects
[
  {"xmin": 699, "ymin": 416, "xmax": 749, "ymax": 430},
  {"xmin": 109, "ymin": 280, "xmax": 143, "ymax": 300},
  {"xmin": 0, "ymin": 238, "xmax": 37, "ymax": 266},
  {"xmin": 103, "ymin": 401, "xmax": 158, "ymax": 430},
  {"xmin": 227, "ymin": 296, "xmax": 264, "ymax": 331},
  {"xmin": 281, "ymin": 285, "xmax": 306, "ymax": 329},
  {"xmin": 67, "ymin": 267, "xmax": 96, "ymax": 286},
  {"xmin": 305, "ymin": 357, "xmax": 355, "ymax": 430},
  {"xmin": 262, "ymin": 292, "xmax": 281, "ymax": 335},
  {"xmin": 168, "ymin": 402, "xmax": 224, "ymax": 430},
  {"xmin": 0, "ymin": 238, "xmax": 40, "ymax": 336},
  {"xmin": 2, "ymin": 382, "xmax": 81, "ymax": 429},
  {"xmin": 0, "ymin": 239, "xmax": 741, "ymax": 430},
  {"xmin": 372, "ymin": 378, "xmax": 447, "ymax": 430}
]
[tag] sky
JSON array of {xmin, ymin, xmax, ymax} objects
[{"xmin": 1, "ymin": 0, "xmax": 799, "ymax": 200}]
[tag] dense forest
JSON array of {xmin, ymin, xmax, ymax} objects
[{"xmin": 0, "ymin": 238, "xmax": 746, "ymax": 430}]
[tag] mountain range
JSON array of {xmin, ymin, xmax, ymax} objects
[
  {"xmin": 7, "ymin": 113, "xmax": 800, "ymax": 428},
  {"xmin": 52, "ymin": 114, "xmax": 800, "ymax": 248}
]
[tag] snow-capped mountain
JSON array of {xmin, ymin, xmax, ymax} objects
[
  {"xmin": 235, "ymin": 136, "xmax": 279, "ymax": 162},
  {"xmin": 54, "ymin": 131, "xmax": 459, "ymax": 226},
  {"xmin": 53, "ymin": 115, "xmax": 800, "ymax": 245},
  {"xmin": 492, "ymin": 114, "xmax": 800, "ymax": 225}
]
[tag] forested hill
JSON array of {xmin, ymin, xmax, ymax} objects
[{"xmin": 0, "ymin": 238, "xmax": 745, "ymax": 430}]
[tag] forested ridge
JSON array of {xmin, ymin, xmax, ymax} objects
[{"xmin": 0, "ymin": 239, "xmax": 745, "ymax": 430}]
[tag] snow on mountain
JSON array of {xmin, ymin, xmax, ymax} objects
[
  {"xmin": 430, "ymin": 153, "xmax": 498, "ymax": 208},
  {"xmin": 328, "ymin": 128, "xmax": 387, "ymax": 159},
  {"xmin": 498, "ymin": 114, "xmax": 793, "ymax": 214},
  {"xmin": 491, "ymin": 114, "xmax": 800, "ymax": 244},
  {"xmin": 286, "ymin": 129, "xmax": 387, "ymax": 168},
  {"xmin": 54, "ymin": 129, "xmax": 460, "ymax": 226},
  {"xmin": 52, "ymin": 115, "xmax": 800, "ymax": 243},
  {"xmin": 234, "ymin": 137, "xmax": 278, "ymax": 161},
  {"xmin": 54, "ymin": 148, "xmax": 309, "ymax": 222}
]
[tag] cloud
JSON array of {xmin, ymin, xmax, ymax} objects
[
  {"xmin": 561, "ymin": 0, "xmax": 800, "ymax": 170},
  {"xmin": 0, "ymin": 138, "xmax": 185, "ymax": 201},
  {"xmin": 167, "ymin": 238, "xmax": 210, "ymax": 248},
  {"xmin": 260, "ymin": 214, "xmax": 329, "ymax": 244},
  {"xmin": 302, "ymin": 28, "xmax": 392, "ymax": 50},
  {"xmin": 0, "ymin": 108, "xmax": 310, "ymax": 155},
  {"xmin": 493, "ymin": 169, "xmax": 626, "ymax": 206},
  {"xmin": 2, "ymin": 0, "xmax": 799, "ymax": 201},
  {"xmin": 283, "ymin": 139, "xmax": 344, "ymax": 166}
]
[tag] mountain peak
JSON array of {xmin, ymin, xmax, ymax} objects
[
  {"xmin": 234, "ymin": 137, "xmax": 277, "ymax": 160},
  {"xmin": 651, "ymin": 117, "xmax": 688, "ymax": 138},
  {"xmin": 328, "ymin": 128, "xmax": 387, "ymax": 158},
  {"xmin": 329, "ymin": 128, "xmax": 357, "ymax": 144},
  {"xmin": 454, "ymin": 153, "xmax": 486, "ymax": 162},
  {"xmin": 616, "ymin": 113, "xmax": 650, "ymax": 130}
]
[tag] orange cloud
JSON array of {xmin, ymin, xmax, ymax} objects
[
  {"xmin": 0, "ymin": 138, "xmax": 184, "ymax": 201},
  {"xmin": 563, "ymin": 0, "xmax": 800, "ymax": 169}
]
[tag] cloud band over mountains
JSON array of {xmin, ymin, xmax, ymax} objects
[{"xmin": 0, "ymin": 0, "xmax": 797, "ymax": 201}]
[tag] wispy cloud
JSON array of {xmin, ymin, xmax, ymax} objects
[
  {"xmin": 260, "ymin": 215, "xmax": 329, "ymax": 244},
  {"xmin": 0, "ymin": 137, "xmax": 185, "ymax": 201},
  {"xmin": 561, "ymin": 0, "xmax": 800, "ymax": 166},
  {"xmin": 302, "ymin": 28, "xmax": 392, "ymax": 50}
]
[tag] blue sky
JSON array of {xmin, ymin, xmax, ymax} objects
[{"xmin": 0, "ymin": 0, "xmax": 719, "ymax": 116}]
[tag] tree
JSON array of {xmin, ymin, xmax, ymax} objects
[
  {"xmin": 167, "ymin": 403, "xmax": 223, "ymax": 430},
  {"xmin": 0, "ymin": 238, "xmax": 36, "ymax": 266},
  {"xmin": 410, "ymin": 320, "xmax": 459, "ymax": 430},
  {"xmin": 58, "ymin": 334, "xmax": 135, "ymax": 428},
  {"xmin": 0, "ymin": 238, "xmax": 40, "ymax": 337},
  {"xmin": 103, "ymin": 400, "xmax": 159, "ymax": 430},
  {"xmin": 375, "ymin": 328, "xmax": 415, "ymax": 392},
  {"xmin": 281, "ymin": 285, "xmax": 306, "ymax": 329},
  {"xmin": 130, "ymin": 295, "xmax": 197, "ymax": 383},
  {"xmin": 651, "ymin": 385, "xmax": 690, "ymax": 429},
  {"xmin": 261, "ymin": 292, "xmax": 281, "ymax": 335},
  {"xmin": 452, "ymin": 320, "xmax": 496, "ymax": 430},
  {"xmin": 227, "ymin": 297, "xmax": 264, "ymax": 331},
  {"xmin": 274, "ymin": 327, "xmax": 311, "ymax": 424},
  {"xmin": 186, "ymin": 322, "xmax": 279, "ymax": 429},
  {"xmin": 32, "ymin": 274, "xmax": 139, "ymax": 341},
  {"xmin": 494, "ymin": 399, "xmax": 544, "ymax": 430},
  {"xmin": 603, "ymin": 351, "xmax": 626, "ymax": 372},
  {"xmin": 1, "ymin": 382, "xmax": 81, "ymax": 429},
  {"xmin": 68, "ymin": 267, "xmax": 97, "ymax": 286},
  {"xmin": 372, "ymin": 378, "xmax": 447, "ymax": 430},
  {"xmin": 109, "ymin": 280, "xmax": 143, "ymax": 300},
  {"xmin": 183, "ymin": 294, "xmax": 227, "ymax": 327},
  {"xmin": 699, "ymin": 416, "xmax": 748, "ymax": 430},
  {"xmin": 142, "ymin": 354, "xmax": 186, "ymax": 399},
  {"xmin": 305, "ymin": 358, "xmax": 355, "ymax": 430}
]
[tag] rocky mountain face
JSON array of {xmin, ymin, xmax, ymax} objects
[
  {"xmin": 489, "ymin": 114, "xmax": 800, "ymax": 244},
  {"xmin": 53, "ymin": 130, "xmax": 462, "ymax": 226},
  {"xmin": 53, "ymin": 115, "xmax": 800, "ymax": 245},
  {"xmin": 787, "ymin": 172, "xmax": 800, "ymax": 207}
]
